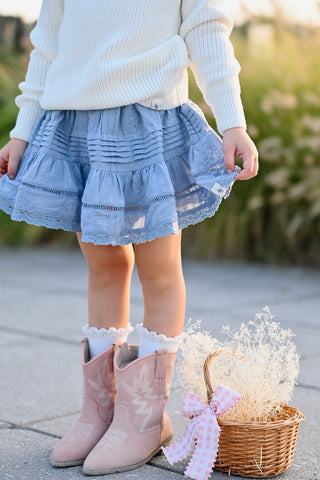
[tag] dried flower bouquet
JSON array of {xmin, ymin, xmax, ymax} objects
[{"xmin": 177, "ymin": 306, "xmax": 300, "ymax": 422}]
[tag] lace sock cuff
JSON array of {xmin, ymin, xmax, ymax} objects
[
  {"xmin": 83, "ymin": 324, "xmax": 134, "ymax": 359},
  {"xmin": 136, "ymin": 323, "xmax": 182, "ymax": 358},
  {"xmin": 83, "ymin": 324, "xmax": 134, "ymax": 341}
]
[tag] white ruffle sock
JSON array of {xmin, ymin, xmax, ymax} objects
[
  {"xmin": 136, "ymin": 323, "xmax": 182, "ymax": 358},
  {"xmin": 82, "ymin": 324, "xmax": 134, "ymax": 359}
]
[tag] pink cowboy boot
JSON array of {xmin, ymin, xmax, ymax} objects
[
  {"xmin": 83, "ymin": 343, "xmax": 175, "ymax": 475},
  {"xmin": 51, "ymin": 338, "xmax": 116, "ymax": 467}
]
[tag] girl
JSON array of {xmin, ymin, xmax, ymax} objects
[{"xmin": 0, "ymin": 0, "xmax": 258, "ymax": 475}]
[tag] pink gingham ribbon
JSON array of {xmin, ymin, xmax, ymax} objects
[{"xmin": 163, "ymin": 385, "xmax": 241, "ymax": 480}]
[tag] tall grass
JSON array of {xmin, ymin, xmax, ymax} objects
[
  {"xmin": 183, "ymin": 25, "xmax": 320, "ymax": 265},
  {"xmin": 1, "ymin": 26, "xmax": 320, "ymax": 264}
]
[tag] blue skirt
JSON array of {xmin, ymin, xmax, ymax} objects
[{"xmin": 0, "ymin": 99, "xmax": 239, "ymax": 245}]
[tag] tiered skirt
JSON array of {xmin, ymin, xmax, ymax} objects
[{"xmin": 0, "ymin": 99, "xmax": 239, "ymax": 245}]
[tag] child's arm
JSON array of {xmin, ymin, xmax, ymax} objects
[
  {"xmin": 9, "ymin": 0, "xmax": 63, "ymax": 143},
  {"xmin": 180, "ymin": 0, "xmax": 258, "ymax": 180}
]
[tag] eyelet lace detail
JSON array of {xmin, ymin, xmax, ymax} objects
[
  {"xmin": 135, "ymin": 323, "xmax": 182, "ymax": 346},
  {"xmin": 82, "ymin": 324, "xmax": 134, "ymax": 341}
]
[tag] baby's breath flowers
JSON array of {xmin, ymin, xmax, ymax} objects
[{"xmin": 177, "ymin": 307, "xmax": 299, "ymax": 422}]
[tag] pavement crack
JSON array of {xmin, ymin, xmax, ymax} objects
[
  {"xmin": 2, "ymin": 277, "xmax": 143, "ymax": 306},
  {"xmin": 21, "ymin": 411, "xmax": 81, "ymax": 428},
  {"xmin": 1, "ymin": 278, "xmax": 87, "ymax": 298},
  {"xmin": 19, "ymin": 426, "xmax": 62, "ymax": 439},
  {"xmin": 0, "ymin": 325, "xmax": 79, "ymax": 345},
  {"xmin": 0, "ymin": 421, "xmax": 61, "ymax": 439}
]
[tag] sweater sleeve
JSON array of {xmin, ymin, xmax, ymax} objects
[
  {"xmin": 180, "ymin": 0, "xmax": 246, "ymax": 134},
  {"xmin": 9, "ymin": 0, "xmax": 63, "ymax": 142}
]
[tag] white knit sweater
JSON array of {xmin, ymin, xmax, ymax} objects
[{"xmin": 9, "ymin": 0, "xmax": 247, "ymax": 142}]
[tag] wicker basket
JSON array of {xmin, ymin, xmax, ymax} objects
[{"xmin": 204, "ymin": 349, "xmax": 306, "ymax": 478}]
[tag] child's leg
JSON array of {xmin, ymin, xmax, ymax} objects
[
  {"xmin": 82, "ymin": 232, "xmax": 185, "ymax": 475},
  {"xmin": 52, "ymin": 234, "xmax": 135, "ymax": 467},
  {"xmin": 76, "ymin": 232, "xmax": 135, "ymax": 329},
  {"xmin": 134, "ymin": 231, "xmax": 186, "ymax": 336},
  {"xmin": 134, "ymin": 231, "xmax": 185, "ymax": 356},
  {"xmin": 76, "ymin": 233, "xmax": 135, "ymax": 356}
]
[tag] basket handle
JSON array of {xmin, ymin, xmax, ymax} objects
[{"xmin": 203, "ymin": 349, "xmax": 247, "ymax": 404}]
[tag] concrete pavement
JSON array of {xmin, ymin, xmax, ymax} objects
[{"xmin": 0, "ymin": 246, "xmax": 319, "ymax": 480}]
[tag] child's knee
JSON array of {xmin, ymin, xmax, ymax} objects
[
  {"xmin": 86, "ymin": 245, "xmax": 134, "ymax": 279},
  {"xmin": 136, "ymin": 257, "xmax": 182, "ymax": 292}
]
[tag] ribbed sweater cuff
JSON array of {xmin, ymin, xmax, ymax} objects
[
  {"xmin": 9, "ymin": 102, "xmax": 43, "ymax": 143},
  {"xmin": 210, "ymin": 89, "xmax": 247, "ymax": 135}
]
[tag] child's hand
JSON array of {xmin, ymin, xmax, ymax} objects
[
  {"xmin": 222, "ymin": 127, "xmax": 258, "ymax": 180},
  {"xmin": 0, "ymin": 138, "xmax": 29, "ymax": 180}
]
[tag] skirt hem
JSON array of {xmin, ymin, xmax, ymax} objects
[{"xmin": 0, "ymin": 192, "xmax": 225, "ymax": 245}]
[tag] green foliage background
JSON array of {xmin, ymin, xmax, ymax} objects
[{"xmin": 1, "ymin": 25, "xmax": 320, "ymax": 265}]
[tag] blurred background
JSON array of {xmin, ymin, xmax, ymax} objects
[{"xmin": 1, "ymin": 0, "xmax": 320, "ymax": 266}]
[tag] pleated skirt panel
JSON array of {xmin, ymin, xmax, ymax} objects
[{"xmin": 0, "ymin": 99, "xmax": 239, "ymax": 245}]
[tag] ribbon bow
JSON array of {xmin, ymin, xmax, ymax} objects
[{"xmin": 163, "ymin": 385, "xmax": 241, "ymax": 480}]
